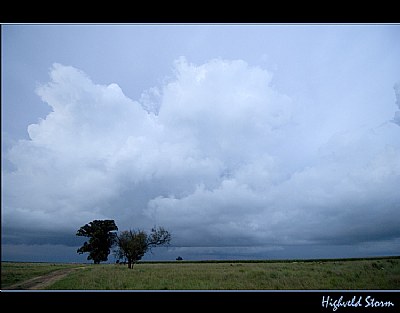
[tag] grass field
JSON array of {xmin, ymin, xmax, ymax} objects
[
  {"xmin": 2, "ymin": 257, "xmax": 400, "ymax": 290},
  {"xmin": 1, "ymin": 262, "xmax": 79, "ymax": 289}
]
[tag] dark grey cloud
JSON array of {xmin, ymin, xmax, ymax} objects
[{"xmin": 2, "ymin": 227, "xmax": 83, "ymax": 247}]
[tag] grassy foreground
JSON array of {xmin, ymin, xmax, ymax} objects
[
  {"xmin": 1, "ymin": 262, "xmax": 79, "ymax": 289},
  {"xmin": 2, "ymin": 257, "xmax": 400, "ymax": 290}
]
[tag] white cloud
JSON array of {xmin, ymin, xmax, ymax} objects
[
  {"xmin": 3, "ymin": 59, "xmax": 400, "ymax": 256},
  {"xmin": 157, "ymin": 58, "xmax": 293, "ymax": 162},
  {"xmin": 393, "ymin": 82, "xmax": 400, "ymax": 126}
]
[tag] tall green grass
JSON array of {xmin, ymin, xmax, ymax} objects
[
  {"xmin": 1, "ymin": 262, "xmax": 79, "ymax": 288},
  {"xmin": 47, "ymin": 258, "xmax": 400, "ymax": 290}
]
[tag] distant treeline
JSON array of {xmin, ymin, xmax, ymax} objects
[
  {"xmin": 138, "ymin": 255, "xmax": 400, "ymax": 264},
  {"xmin": 3, "ymin": 255, "xmax": 399, "ymax": 265}
]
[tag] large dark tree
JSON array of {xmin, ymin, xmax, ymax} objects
[
  {"xmin": 76, "ymin": 220, "xmax": 118, "ymax": 264},
  {"xmin": 115, "ymin": 226, "xmax": 171, "ymax": 269}
]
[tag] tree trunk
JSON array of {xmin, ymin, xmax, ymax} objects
[{"xmin": 128, "ymin": 260, "xmax": 132, "ymax": 269}]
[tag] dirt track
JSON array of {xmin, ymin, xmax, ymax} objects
[{"xmin": 2, "ymin": 266, "xmax": 87, "ymax": 290}]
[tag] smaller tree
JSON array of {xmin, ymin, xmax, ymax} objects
[{"xmin": 115, "ymin": 226, "xmax": 171, "ymax": 269}]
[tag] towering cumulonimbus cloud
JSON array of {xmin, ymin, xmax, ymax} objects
[{"xmin": 3, "ymin": 59, "xmax": 400, "ymax": 254}]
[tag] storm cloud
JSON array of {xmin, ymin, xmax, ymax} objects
[{"xmin": 3, "ymin": 56, "xmax": 400, "ymax": 260}]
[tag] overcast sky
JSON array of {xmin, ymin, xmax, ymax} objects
[{"xmin": 2, "ymin": 24, "xmax": 400, "ymax": 263}]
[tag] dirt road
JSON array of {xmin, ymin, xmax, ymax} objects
[{"xmin": 2, "ymin": 266, "xmax": 87, "ymax": 290}]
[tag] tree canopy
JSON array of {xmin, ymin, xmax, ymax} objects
[
  {"xmin": 76, "ymin": 219, "xmax": 118, "ymax": 264},
  {"xmin": 115, "ymin": 226, "xmax": 171, "ymax": 268}
]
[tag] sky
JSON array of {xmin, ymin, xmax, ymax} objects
[{"xmin": 2, "ymin": 24, "xmax": 400, "ymax": 263}]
